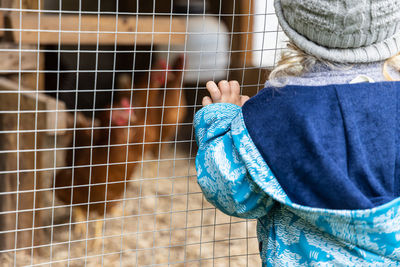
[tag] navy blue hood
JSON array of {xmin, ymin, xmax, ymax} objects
[{"xmin": 242, "ymin": 82, "xmax": 400, "ymax": 210}]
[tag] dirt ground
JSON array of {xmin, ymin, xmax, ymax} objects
[{"xmin": 1, "ymin": 146, "xmax": 261, "ymax": 266}]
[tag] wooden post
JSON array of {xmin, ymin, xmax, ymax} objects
[
  {"xmin": 10, "ymin": 13, "xmax": 187, "ymax": 46},
  {"xmin": 239, "ymin": 0, "xmax": 254, "ymax": 67},
  {"xmin": 1, "ymin": 0, "xmax": 14, "ymax": 8},
  {"xmin": 228, "ymin": 0, "xmax": 267, "ymax": 96},
  {"xmin": 0, "ymin": 82, "xmax": 46, "ymax": 256},
  {"xmin": 0, "ymin": 11, "xmax": 4, "ymax": 38},
  {"xmin": 10, "ymin": 0, "xmax": 41, "ymax": 9},
  {"xmin": 0, "ymin": 43, "xmax": 45, "ymax": 90},
  {"xmin": 0, "ymin": 78, "xmax": 68, "ymax": 258}
]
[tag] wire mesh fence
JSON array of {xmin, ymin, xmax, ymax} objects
[{"xmin": 0, "ymin": 0, "xmax": 283, "ymax": 265}]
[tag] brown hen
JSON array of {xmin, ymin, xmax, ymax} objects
[{"xmin": 54, "ymin": 56, "xmax": 186, "ymax": 247}]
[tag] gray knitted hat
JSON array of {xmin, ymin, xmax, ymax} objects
[{"xmin": 274, "ymin": 0, "xmax": 400, "ymax": 63}]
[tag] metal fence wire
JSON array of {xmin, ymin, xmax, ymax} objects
[{"xmin": 0, "ymin": 0, "xmax": 285, "ymax": 266}]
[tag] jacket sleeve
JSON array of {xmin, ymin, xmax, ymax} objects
[{"xmin": 194, "ymin": 103, "xmax": 273, "ymax": 219}]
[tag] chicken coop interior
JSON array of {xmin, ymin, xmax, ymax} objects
[{"xmin": 0, "ymin": 0, "xmax": 284, "ymax": 265}]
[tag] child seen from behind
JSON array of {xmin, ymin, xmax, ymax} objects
[{"xmin": 195, "ymin": 0, "xmax": 400, "ymax": 265}]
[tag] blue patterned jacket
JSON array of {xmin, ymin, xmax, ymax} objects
[{"xmin": 194, "ymin": 82, "xmax": 400, "ymax": 266}]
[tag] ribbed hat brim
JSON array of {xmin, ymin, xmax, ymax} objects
[{"xmin": 275, "ymin": 0, "xmax": 400, "ymax": 63}]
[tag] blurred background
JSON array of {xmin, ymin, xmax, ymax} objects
[{"xmin": 0, "ymin": 0, "xmax": 285, "ymax": 265}]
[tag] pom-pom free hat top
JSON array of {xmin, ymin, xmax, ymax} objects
[{"xmin": 274, "ymin": 0, "xmax": 400, "ymax": 63}]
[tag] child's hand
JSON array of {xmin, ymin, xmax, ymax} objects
[{"xmin": 202, "ymin": 80, "xmax": 250, "ymax": 107}]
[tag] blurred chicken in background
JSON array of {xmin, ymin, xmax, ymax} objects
[
  {"xmin": 54, "ymin": 56, "xmax": 186, "ymax": 248},
  {"xmin": 119, "ymin": 55, "xmax": 187, "ymax": 158}
]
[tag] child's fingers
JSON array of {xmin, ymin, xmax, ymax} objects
[
  {"xmin": 218, "ymin": 80, "xmax": 231, "ymax": 96},
  {"xmin": 229, "ymin": 80, "xmax": 240, "ymax": 96},
  {"xmin": 206, "ymin": 81, "xmax": 221, "ymax": 101},
  {"xmin": 240, "ymin": 95, "xmax": 250, "ymax": 106},
  {"xmin": 202, "ymin": 96, "xmax": 213, "ymax": 106}
]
